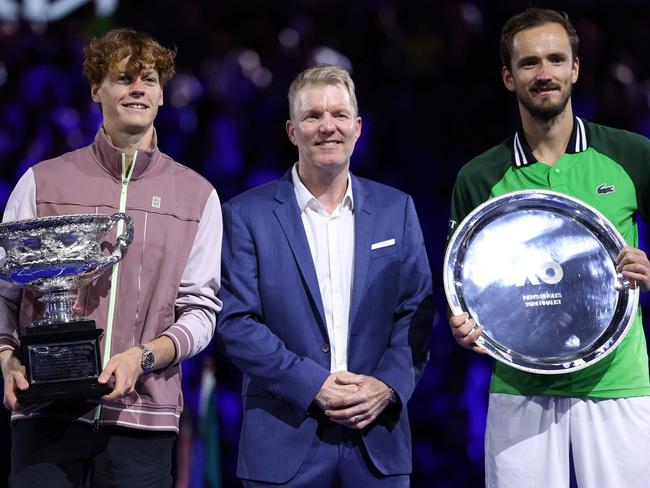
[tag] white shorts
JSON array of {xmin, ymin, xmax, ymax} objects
[{"xmin": 485, "ymin": 393, "xmax": 650, "ymax": 488}]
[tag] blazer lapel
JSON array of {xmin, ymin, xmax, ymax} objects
[
  {"xmin": 349, "ymin": 175, "xmax": 375, "ymax": 334},
  {"xmin": 273, "ymin": 172, "xmax": 328, "ymax": 336}
]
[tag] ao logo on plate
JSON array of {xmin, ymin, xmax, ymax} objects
[{"xmin": 515, "ymin": 261, "xmax": 564, "ymax": 287}]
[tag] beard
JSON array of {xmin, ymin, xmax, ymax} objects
[{"xmin": 518, "ymin": 83, "xmax": 572, "ymax": 122}]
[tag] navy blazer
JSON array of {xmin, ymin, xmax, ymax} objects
[{"xmin": 217, "ymin": 170, "xmax": 434, "ymax": 483}]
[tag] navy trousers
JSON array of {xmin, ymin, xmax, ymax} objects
[{"xmin": 242, "ymin": 417, "xmax": 409, "ymax": 488}]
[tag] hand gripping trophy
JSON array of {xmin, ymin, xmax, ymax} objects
[{"xmin": 0, "ymin": 212, "xmax": 133, "ymax": 403}]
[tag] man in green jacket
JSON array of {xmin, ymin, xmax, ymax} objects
[{"xmin": 448, "ymin": 8, "xmax": 650, "ymax": 488}]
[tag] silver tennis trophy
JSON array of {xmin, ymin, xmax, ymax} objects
[
  {"xmin": 0, "ymin": 213, "xmax": 134, "ymax": 403},
  {"xmin": 444, "ymin": 190, "xmax": 638, "ymax": 374}
]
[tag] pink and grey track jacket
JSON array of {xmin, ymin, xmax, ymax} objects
[{"xmin": 0, "ymin": 128, "xmax": 222, "ymax": 432}]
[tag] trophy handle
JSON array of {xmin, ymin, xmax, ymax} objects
[{"xmin": 94, "ymin": 213, "xmax": 135, "ymax": 273}]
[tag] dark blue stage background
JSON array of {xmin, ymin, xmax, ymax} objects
[{"xmin": 1, "ymin": 1, "xmax": 650, "ymax": 486}]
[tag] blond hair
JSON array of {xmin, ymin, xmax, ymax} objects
[{"xmin": 287, "ymin": 64, "xmax": 358, "ymax": 119}]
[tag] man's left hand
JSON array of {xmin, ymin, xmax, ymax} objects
[
  {"xmin": 98, "ymin": 347, "xmax": 143, "ymax": 401},
  {"xmin": 324, "ymin": 372, "xmax": 393, "ymax": 430},
  {"xmin": 617, "ymin": 246, "xmax": 650, "ymax": 291}
]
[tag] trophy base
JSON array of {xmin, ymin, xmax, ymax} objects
[
  {"xmin": 18, "ymin": 319, "xmax": 111, "ymax": 404},
  {"xmin": 17, "ymin": 378, "xmax": 112, "ymax": 404}
]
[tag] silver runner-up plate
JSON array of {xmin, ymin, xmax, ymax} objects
[{"xmin": 444, "ymin": 190, "xmax": 638, "ymax": 374}]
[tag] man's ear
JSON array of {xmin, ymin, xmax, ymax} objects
[
  {"xmin": 502, "ymin": 66, "xmax": 516, "ymax": 92},
  {"xmin": 572, "ymin": 56, "xmax": 580, "ymax": 84},
  {"xmin": 159, "ymin": 89, "xmax": 164, "ymax": 107},
  {"xmin": 91, "ymin": 83, "xmax": 101, "ymax": 103},
  {"xmin": 354, "ymin": 116, "xmax": 362, "ymax": 140},
  {"xmin": 286, "ymin": 119, "xmax": 297, "ymax": 145}
]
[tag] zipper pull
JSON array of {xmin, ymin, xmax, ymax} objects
[
  {"xmin": 122, "ymin": 178, "xmax": 129, "ymax": 186},
  {"xmin": 92, "ymin": 419, "xmax": 101, "ymax": 432}
]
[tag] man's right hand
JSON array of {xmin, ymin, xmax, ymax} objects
[
  {"xmin": 449, "ymin": 312, "xmax": 487, "ymax": 354},
  {"xmin": 0, "ymin": 349, "xmax": 29, "ymax": 412},
  {"xmin": 314, "ymin": 372, "xmax": 360, "ymax": 411}
]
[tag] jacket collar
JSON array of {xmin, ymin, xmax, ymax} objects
[
  {"xmin": 511, "ymin": 116, "xmax": 589, "ymax": 168},
  {"xmin": 91, "ymin": 127, "xmax": 159, "ymax": 179},
  {"xmin": 274, "ymin": 168, "xmax": 367, "ymax": 209}
]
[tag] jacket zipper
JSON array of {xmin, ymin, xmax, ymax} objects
[{"xmin": 94, "ymin": 151, "xmax": 137, "ymax": 428}]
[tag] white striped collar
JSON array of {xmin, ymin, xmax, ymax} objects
[{"xmin": 511, "ymin": 117, "xmax": 590, "ymax": 168}]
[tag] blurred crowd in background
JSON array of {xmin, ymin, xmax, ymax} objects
[{"xmin": 1, "ymin": 1, "xmax": 650, "ymax": 486}]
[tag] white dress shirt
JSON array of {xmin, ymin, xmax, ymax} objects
[{"xmin": 291, "ymin": 164, "xmax": 355, "ymax": 372}]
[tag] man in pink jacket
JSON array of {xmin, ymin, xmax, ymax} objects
[{"xmin": 0, "ymin": 28, "xmax": 221, "ymax": 487}]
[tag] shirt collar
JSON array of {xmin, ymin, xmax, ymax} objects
[
  {"xmin": 511, "ymin": 116, "xmax": 590, "ymax": 168},
  {"xmin": 291, "ymin": 163, "xmax": 354, "ymax": 213},
  {"xmin": 91, "ymin": 127, "xmax": 159, "ymax": 180}
]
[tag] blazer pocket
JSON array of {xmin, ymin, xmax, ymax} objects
[{"xmin": 370, "ymin": 240, "xmax": 397, "ymax": 259}]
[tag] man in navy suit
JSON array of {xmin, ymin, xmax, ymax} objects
[{"xmin": 217, "ymin": 64, "xmax": 434, "ymax": 487}]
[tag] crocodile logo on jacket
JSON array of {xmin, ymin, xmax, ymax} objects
[{"xmin": 596, "ymin": 183, "xmax": 615, "ymax": 195}]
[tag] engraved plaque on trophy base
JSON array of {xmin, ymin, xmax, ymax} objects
[{"xmin": 17, "ymin": 320, "xmax": 111, "ymax": 404}]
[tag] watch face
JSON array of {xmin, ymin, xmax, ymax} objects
[
  {"xmin": 139, "ymin": 345, "xmax": 155, "ymax": 373},
  {"xmin": 444, "ymin": 190, "xmax": 638, "ymax": 374}
]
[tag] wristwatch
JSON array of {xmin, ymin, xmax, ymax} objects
[{"xmin": 137, "ymin": 344, "xmax": 155, "ymax": 374}]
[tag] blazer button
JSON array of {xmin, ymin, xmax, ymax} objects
[{"xmin": 321, "ymin": 344, "xmax": 330, "ymax": 353}]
